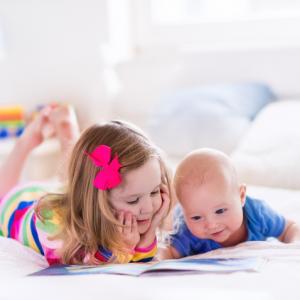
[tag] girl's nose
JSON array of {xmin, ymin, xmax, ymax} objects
[{"xmin": 140, "ymin": 196, "xmax": 153, "ymax": 215}]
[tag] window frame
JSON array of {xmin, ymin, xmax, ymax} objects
[{"xmin": 131, "ymin": 0, "xmax": 300, "ymax": 52}]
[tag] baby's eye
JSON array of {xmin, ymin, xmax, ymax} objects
[
  {"xmin": 127, "ymin": 198, "xmax": 140, "ymax": 205},
  {"xmin": 191, "ymin": 216, "xmax": 202, "ymax": 221},
  {"xmin": 215, "ymin": 208, "xmax": 227, "ymax": 214},
  {"xmin": 150, "ymin": 190, "xmax": 160, "ymax": 197}
]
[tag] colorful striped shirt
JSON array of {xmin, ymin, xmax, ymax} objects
[{"xmin": 0, "ymin": 182, "xmax": 157, "ymax": 265}]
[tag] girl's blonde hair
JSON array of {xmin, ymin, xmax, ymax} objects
[{"xmin": 36, "ymin": 120, "xmax": 173, "ymax": 264}]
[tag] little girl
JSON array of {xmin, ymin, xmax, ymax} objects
[{"xmin": 0, "ymin": 105, "xmax": 173, "ymax": 265}]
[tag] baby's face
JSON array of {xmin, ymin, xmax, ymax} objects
[{"xmin": 179, "ymin": 180, "xmax": 246, "ymax": 245}]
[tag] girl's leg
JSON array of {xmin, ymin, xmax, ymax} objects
[{"xmin": 0, "ymin": 106, "xmax": 53, "ymax": 197}]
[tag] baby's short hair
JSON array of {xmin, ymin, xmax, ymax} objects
[{"xmin": 174, "ymin": 148, "xmax": 238, "ymax": 199}]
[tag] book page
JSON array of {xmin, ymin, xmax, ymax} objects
[{"xmin": 30, "ymin": 257, "xmax": 265, "ymax": 277}]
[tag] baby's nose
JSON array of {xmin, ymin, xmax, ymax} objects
[{"xmin": 204, "ymin": 217, "xmax": 217, "ymax": 230}]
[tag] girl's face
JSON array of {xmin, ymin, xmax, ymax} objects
[{"xmin": 109, "ymin": 158, "xmax": 162, "ymax": 234}]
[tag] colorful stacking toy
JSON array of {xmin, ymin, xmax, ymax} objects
[{"xmin": 0, "ymin": 105, "xmax": 25, "ymax": 139}]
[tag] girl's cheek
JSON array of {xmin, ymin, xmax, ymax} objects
[
  {"xmin": 110, "ymin": 202, "xmax": 133, "ymax": 215},
  {"xmin": 153, "ymin": 195, "xmax": 162, "ymax": 212},
  {"xmin": 110, "ymin": 201, "xmax": 123, "ymax": 212},
  {"xmin": 118, "ymin": 206, "xmax": 137, "ymax": 216},
  {"xmin": 128, "ymin": 207, "xmax": 140, "ymax": 217}
]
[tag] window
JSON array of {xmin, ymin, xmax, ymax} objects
[
  {"xmin": 132, "ymin": 0, "xmax": 300, "ymax": 51},
  {"xmin": 150, "ymin": 0, "xmax": 300, "ymax": 24}
]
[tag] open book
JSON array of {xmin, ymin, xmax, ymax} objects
[{"xmin": 30, "ymin": 257, "xmax": 265, "ymax": 277}]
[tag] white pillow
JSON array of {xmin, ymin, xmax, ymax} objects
[
  {"xmin": 231, "ymin": 100, "xmax": 300, "ymax": 189},
  {"xmin": 147, "ymin": 83, "xmax": 276, "ymax": 158}
]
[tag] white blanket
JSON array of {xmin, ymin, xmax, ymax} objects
[{"xmin": 1, "ymin": 185, "xmax": 300, "ymax": 300}]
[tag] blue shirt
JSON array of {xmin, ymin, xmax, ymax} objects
[{"xmin": 171, "ymin": 196, "xmax": 286, "ymax": 257}]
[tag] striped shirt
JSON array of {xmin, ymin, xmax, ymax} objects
[{"xmin": 0, "ymin": 182, "xmax": 157, "ymax": 265}]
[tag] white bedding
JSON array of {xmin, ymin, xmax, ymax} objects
[
  {"xmin": 1, "ymin": 185, "xmax": 300, "ymax": 300},
  {"xmin": 231, "ymin": 100, "xmax": 300, "ymax": 189}
]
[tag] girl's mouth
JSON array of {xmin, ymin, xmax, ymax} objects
[{"xmin": 137, "ymin": 219, "xmax": 150, "ymax": 225}]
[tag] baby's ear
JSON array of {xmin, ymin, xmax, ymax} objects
[{"xmin": 239, "ymin": 184, "xmax": 247, "ymax": 206}]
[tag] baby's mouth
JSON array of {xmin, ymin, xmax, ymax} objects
[{"xmin": 210, "ymin": 229, "xmax": 224, "ymax": 237}]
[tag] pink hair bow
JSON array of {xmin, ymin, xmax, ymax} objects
[{"xmin": 86, "ymin": 145, "xmax": 122, "ymax": 190}]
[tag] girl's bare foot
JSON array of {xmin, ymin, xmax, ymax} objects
[
  {"xmin": 48, "ymin": 105, "xmax": 80, "ymax": 153},
  {"xmin": 47, "ymin": 105, "xmax": 80, "ymax": 182},
  {"xmin": 19, "ymin": 105, "xmax": 54, "ymax": 152}
]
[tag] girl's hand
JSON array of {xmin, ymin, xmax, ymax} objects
[
  {"xmin": 117, "ymin": 211, "xmax": 140, "ymax": 251},
  {"xmin": 152, "ymin": 184, "xmax": 170, "ymax": 227},
  {"xmin": 137, "ymin": 184, "xmax": 171, "ymax": 247}
]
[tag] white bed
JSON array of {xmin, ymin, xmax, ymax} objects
[
  {"xmin": 1, "ymin": 185, "xmax": 300, "ymax": 300},
  {"xmin": 2, "ymin": 100, "xmax": 300, "ymax": 300}
]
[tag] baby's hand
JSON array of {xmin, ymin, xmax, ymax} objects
[{"xmin": 117, "ymin": 211, "xmax": 140, "ymax": 251}]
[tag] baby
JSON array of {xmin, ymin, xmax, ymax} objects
[{"xmin": 162, "ymin": 148, "xmax": 300, "ymax": 259}]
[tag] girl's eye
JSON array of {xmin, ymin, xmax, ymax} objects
[
  {"xmin": 215, "ymin": 208, "xmax": 227, "ymax": 214},
  {"xmin": 191, "ymin": 216, "xmax": 201, "ymax": 221},
  {"xmin": 150, "ymin": 190, "xmax": 160, "ymax": 197},
  {"xmin": 127, "ymin": 198, "xmax": 140, "ymax": 205}
]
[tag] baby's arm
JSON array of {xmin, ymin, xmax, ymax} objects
[
  {"xmin": 157, "ymin": 245, "xmax": 182, "ymax": 260},
  {"xmin": 279, "ymin": 219, "xmax": 300, "ymax": 243}
]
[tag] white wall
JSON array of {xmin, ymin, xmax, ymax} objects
[
  {"xmin": 112, "ymin": 46, "xmax": 300, "ymax": 128},
  {"xmin": 108, "ymin": 1, "xmax": 300, "ymax": 127},
  {"xmin": 1, "ymin": 1, "xmax": 300, "ymax": 178},
  {"xmin": 0, "ymin": 0, "xmax": 112, "ymax": 127},
  {"xmin": 1, "ymin": 0, "xmax": 300, "ymax": 130}
]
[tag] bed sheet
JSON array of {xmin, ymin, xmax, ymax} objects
[{"xmin": 1, "ymin": 185, "xmax": 300, "ymax": 300}]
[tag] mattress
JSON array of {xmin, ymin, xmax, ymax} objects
[{"xmin": 1, "ymin": 185, "xmax": 300, "ymax": 300}]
